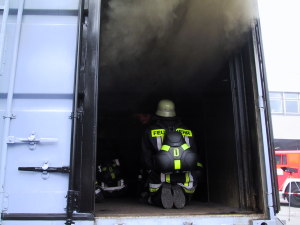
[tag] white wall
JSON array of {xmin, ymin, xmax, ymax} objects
[
  {"xmin": 259, "ymin": 0, "xmax": 300, "ymax": 140},
  {"xmin": 271, "ymin": 115, "xmax": 300, "ymax": 139}
]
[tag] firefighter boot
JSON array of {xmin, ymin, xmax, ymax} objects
[
  {"xmin": 161, "ymin": 183, "xmax": 173, "ymax": 209},
  {"xmin": 172, "ymin": 184, "xmax": 186, "ymax": 209}
]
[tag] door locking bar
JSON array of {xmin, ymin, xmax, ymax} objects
[
  {"xmin": 18, "ymin": 162, "xmax": 70, "ymax": 180},
  {"xmin": 7, "ymin": 132, "xmax": 58, "ymax": 150},
  {"xmin": 18, "ymin": 166, "xmax": 70, "ymax": 173}
]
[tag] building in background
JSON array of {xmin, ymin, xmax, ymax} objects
[{"xmin": 259, "ymin": 0, "xmax": 300, "ymax": 150}]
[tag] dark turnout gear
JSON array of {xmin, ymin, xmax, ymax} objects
[
  {"xmin": 141, "ymin": 114, "xmax": 203, "ymax": 208},
  {"xmin": 96, "ymin": 159, "xmax": 126, "ymax": 200},
  {"xmin": 155, "ymin": 130, "xmax": 198, "ymax": 173},
  {"xmin": 141, "ymin": 116, "xmax": 199, "ymax": 170}
]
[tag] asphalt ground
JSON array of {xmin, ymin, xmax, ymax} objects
[{"xmin": 277, "ymin": 197, "xmax": 300, "ymax": 225}]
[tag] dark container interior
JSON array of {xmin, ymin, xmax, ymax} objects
[{"xmin": 74, "ymin": 0, "xmax": 275, "ymax": 216}]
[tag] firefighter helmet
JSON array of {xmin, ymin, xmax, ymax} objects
[{"xmin": 155, "ymin": 99, "xmax": 176, "ymax": 117}]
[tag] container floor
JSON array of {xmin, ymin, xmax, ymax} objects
[{"xmin": 95, "ymin": 197, "xmax": 255, "ymax": 217}]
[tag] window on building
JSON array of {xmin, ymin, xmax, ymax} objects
[
  {"xmin": 269, "ymin": 92, "xmax": 300, "ymax": 115},
  {"xmin": 275, "ymin": 154, "xmax": 287, "ymax": 165},
  {"xmin": 269, "ymin": 92, "xmax": 283, "ymax": 113},
  {"xmin": 282, "ymin": 154, "xmax": 287, "ymax": 164},
  {"xmin": 284, "ymin": 93, "xmax": 299, "ymax": 114}
]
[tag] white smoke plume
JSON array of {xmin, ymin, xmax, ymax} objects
[
  {"xmin": 101, "ymin": 0, "xmax": 258, "ymax": 68},
  {"xmin": 101, "ymin": 0, "xmax": 184, "ymax": 64}
]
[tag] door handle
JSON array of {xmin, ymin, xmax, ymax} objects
[
  {"xmin": 7, "ymin": 132, "xmax": 58, "ymax": 150},
  {"xmin": 18, "ymin": 166, "xmax": 70, "ymax": 173},
  {"xmin": 18, "ymin": 162, "xmax": 70, "ymax": 179}
]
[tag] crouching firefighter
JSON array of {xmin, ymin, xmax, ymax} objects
[{"xmin": 140, "ymin": 99, "xmax": 203, "ymax": 209}]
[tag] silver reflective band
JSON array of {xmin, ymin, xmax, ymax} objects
[
  {"xmin": 156, "ymin": 136, "xmax": 162, "ymax": 150},
  {"xmin": 160, "ymin": 173, "xmax": 166, "ymax": 182},
  {"xmin": 149, "ymin": 183, "xmax": 162, "ymax": 189}
]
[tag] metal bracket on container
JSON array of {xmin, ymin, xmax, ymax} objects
[
  {"xmin": 1, "ymin": 192, "xmax": 9, "ymax": 211},
  {"xmin": 3, "ymin": 114, "xmax": 16, "ymax": 119},
  {"xmin": 258, "ymin": 96, "xmax": 265, "ymax": 109},
  {"xmin": 65, "ymin": 190, "xmax": 80, "ymax": 225},
  {"xmin": 7, "ymin": 132, "xmax": 58, "ymax": 150},
  {"xmin": 69, "ymin": 110, "xmax": 83, "ymax": 120}
]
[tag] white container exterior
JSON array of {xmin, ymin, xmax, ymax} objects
[{"xmin": 0, "ymin": 0, "xmax": 78, "ymax": 218}]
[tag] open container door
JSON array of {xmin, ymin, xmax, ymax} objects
[
  {"xmin": 252, "ymin": 21, "xmax": 280, "ymax": 219},
  {"xmin": 226, "ymin": 21, "xmax": 280, "ymax": 225},
  {"xmin": 70, "ymin": 0, "xmax": 101, "ymax": 216},
  {"xmin": 0, "ymin": 1, "xmax": 91, "ymax": 224}
]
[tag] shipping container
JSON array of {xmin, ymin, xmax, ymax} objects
[{"xmin": 0, "ymin": 0, "xmax": 281, "ymax": 224}]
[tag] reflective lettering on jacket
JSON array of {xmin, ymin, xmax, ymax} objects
[
  {"xmin": 151, "ymin": 129, "xmax": 166, "ymax": 137},
  {"xmin": 176, "ymin": 128, "xmax": 193, "ymax": 137},
  {"xmin": 151, "ymin": 128, "xmax": 192, "ymax": 137}
]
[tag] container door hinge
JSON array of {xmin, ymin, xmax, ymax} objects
[
  {"xmin": 258, "ymin": 96, "xmax": 265, "ymax": 109},
  {"xmin": 65, "ymin": 190, "xmax": 80, "ymax": 225},
  {"xmin": 0, "ymin": 192, "xmax": 9, "ymax": 212},
  {"xmin": 69, "ymin": 110, "xmax": 83, "ymax": 120}
]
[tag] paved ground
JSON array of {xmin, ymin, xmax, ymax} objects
[{"xmin": 277, "ymin": 198, "xmax": 300, "ymax": 225}]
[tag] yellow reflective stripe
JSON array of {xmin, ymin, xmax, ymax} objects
[
  {"xmin": 181, "ymin": 143, "xmax": 189, "ymax": 150},
  {"xmin": 149, "ymin": 187, "xmax": 159, "ymax": 192},
  {"xmin": 176, "ymin": 128, "xmax": 193, "ymax": 137},
  {"xmin": 166, "ymin": 174, "xmax": 171, "ymax": 183},
  {"xmin": 152, "ymin": 129, "xmax": 192, "ymax": 137},
  {"xmin": 173, "ymin": 148, "xmax": 180, "ymax": 156},
  {"xmin": 174, "ymin": 160, "xmax": 181, "ymax": 170},
  {"xmin": 108, "ymin": 167, "xmax": 116, "ymax": 179},
  {"xmin": 161, "ymin": 145, "xmax": 170, "ymax": 151},
  {"xmin": 111, "ymin": 173, "xmax": 116, "ymax": 179},
  {"xmin": 197, "ymin": 162, "xmax": 203, "ymax": 168},
  {"xmin": 185, "ymin": 172, "xmax": 190, "ymax": 183},
  {"xmin": 151, "ymin": 129, "xmax": 166, "ymax": 137},
  {"xmin": 183, "ymin": 188, "xmax": 195, "ymax": 194}
]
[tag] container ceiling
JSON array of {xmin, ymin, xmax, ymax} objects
[{"xmin": 98, "ymin": 0, "xmax": 258, "ymax": 112}]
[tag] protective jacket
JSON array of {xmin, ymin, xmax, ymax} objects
[
  {"xmin": 141, "ymin": 116, "xmax": 198, "ymax": 170},
  {"xmin": 141, "ymin": 116, "xmax": 202, "ymax": 193},
  {"xmin": 154, "ymin": 130, "xmax": 198, "ymax": 173}
]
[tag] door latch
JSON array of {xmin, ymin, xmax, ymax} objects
[
  {"xmin": 18, "ymin": 166, "xmax": 70, "ymax": 173},
  {"xmin": 18, "ymin": 162, "xmax": 70, "ymax": 179},
  {"xmin": 3, "ymin": 114, "xmax": 16, "ymax": 119},
  {"xmin": 7, "ymin": 132, "xmax": 58, "ymax": 150}
]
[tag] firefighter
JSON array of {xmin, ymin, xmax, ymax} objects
[{"xmin": 140, "ymin": 99, "xmax": 203, "ymax": 209}]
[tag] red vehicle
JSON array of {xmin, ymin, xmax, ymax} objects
[{"xmin": 275, "ymin": 150, "xmax": 300, "ymax": 206}]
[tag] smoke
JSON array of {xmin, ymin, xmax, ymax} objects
[
  {"xmin": 99, "ymin": 0, "xmax": 258, "ymax": 103},
  {"xmin": 101, "ymin": 0, "xmax": 185, "ymax": 65},
  {"xmin": 101, "ymin": 0, "xmax": 258, "ymax": 68}
]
